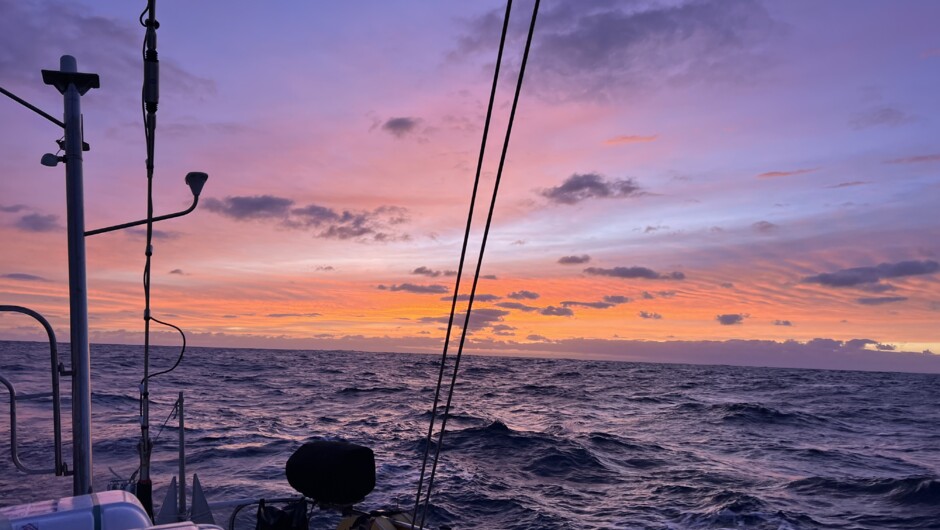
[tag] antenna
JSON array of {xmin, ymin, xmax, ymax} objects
[
  {"xmin": 185, "ymin": 172, "xmax": 208, "ymax": 198},
  {"xmin": 83, "ymin": 172, "xmax": 209, "ymax": 237}
]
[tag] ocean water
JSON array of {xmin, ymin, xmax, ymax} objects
[{"xmin": 1, "ymin": 340, "xmax": 939, "ymax": 529}]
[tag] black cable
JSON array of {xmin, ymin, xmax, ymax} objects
[
  {"xmin": 0, "ymin": 86, "xmax": 66, "ymax": 129},
  {"xmin": 126, "ymin": 393, "xmax": 181, "ymax": 483},
  {"xmin": 143, "ymin": 317, "xmax": 187, "ymax": 383},
  {"xmin": 150, "ymin": 396, "xmax": 179, "ymax": 446},
  {"xmin": 137, "ymin": 0, "xmax": 159, "ymax": 517},
  {"xmin": 417, "ymin": 1, "xmax": 540, "ymax": 527},
  {"xmin": 411, "ymin": 0, "xmax": 514, "ymax": 525}
]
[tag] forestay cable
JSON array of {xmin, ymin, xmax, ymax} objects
[
  {"xmin": 411, "ymin": 1, "xmax": 514, "ymax": 524},
  {"xmin": 413, "ymin": 1, "xmax": 540, "ymax": 527}
]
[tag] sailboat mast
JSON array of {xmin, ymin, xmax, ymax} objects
[{"xmin": 42, "ymin": 54, "xmax": 99, "ymax": 495}]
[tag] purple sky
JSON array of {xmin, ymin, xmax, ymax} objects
[{"xmin": 1, "ymin": 0, "xmax": 939, "ymax": 372}]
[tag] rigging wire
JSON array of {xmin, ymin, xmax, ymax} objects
[
  {"xmin": 136, "ymin": 0, "xmax": 192, "ymax": 516},
  {"xmin": 143, "ymin": 317, "xmax": 188, "ymax": 383},
  {"xmin": 126, "ymin": 394, "xmax": 181, "ymax": 484},
  {"xmin": 137, "ymin": 0, "xmax": 158, "ymax": 515},
  {"xmin": 414, "ymin": 0, "xmax": 540, "ymax": 527},
  {"xmin": 410, "ymin": 1, "xmax": 514, "ymax": 523}
]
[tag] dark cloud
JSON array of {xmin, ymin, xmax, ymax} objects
[
  {"xmin": 716, "ymin": 313, "xmax": 747, "ymax": 325},
  {"xmin": 756, "ymin": 168, "xmax": 817, "ymax": 178},
  {"xmin": 0, "ymin": 204, "xmax": 28, "ymax": 213},
  {"xmin": 826, "ymin": 181, "xmax": 869, "ymax": 188},
  {"xmin": 558, "ymin": 255, "xmax": 590, "ymax": 265},
  {"xmin": 644, "ymin": 225, "xmax": 668, "ymax": 233},
  {"xmin": 204, "ymin": 195, "xmax": 293, "ymax": 220},
  {"xmin": 205, "ymin": 195, "xmax": 409, "ymax": 242},
  {"xmin": 417, "ymin": 315, "xmax": 451, "ymax": 325},
  {"xmin": 851, "ymin": 107, "xmax": 914, "ymax": 129},
  {"xmin": 315, "ymin": 266, "xmax": 335, "ymax": 271},
  {"xmin": 560, "ymin": 300, "xmax": 615, "ymax": 309},
  {"xmin": 293, "ymin": 204, "xmax": 409, "ymax": 241},
  {"xmin": 169, "ymin": 269, "xmax": 185, "ymax": 275},
  {"xmin": 456, "ymin": 0, "xmax": 775, "ymax": 102},
  {"xmin": 752, "ymin": 220, "xmax": 777, "ymax": 233},
  {"xmin": 841, "ymin": 339, "xmax": 897, "ymax": 353},
  {"xmin": 15, "ymin": 213, "xmax": 61, "ymax": 232},
  {"xmin": 641, "ymin": 290, "xmax": 678, "ymax": 299},
  {"xmin": 420, "ymin": 308, "xmax": 510, "ymax": 334},
  {"xmin": 526, "ymin": 334, "xmax": 552, "ymax": 342},
  {"xmin": 495, "ymin": 302, "xmax": 540, "ymax": 312},
  {"xmin": 482, "ymin": 274, "xmax": 498, "ymax": 280},
  {"xmin": 378, "ymin": 283, "xmax": 449, "ymax": 294},
  {"xmin": 381, "ymin": 117, "xmax": 420, "ymax": 138},
  {"xmin": 267, "ymin": 313, "xmax": 321, "ymax": 318},
  {"xmin": 585, "ymin": 266, "xmax": 685, "ymax": 280},
  {"xmin": 807, "ymin": 338, "xmax": 844, "ymax": 350},
  {"xmin": 469, "ymin": 293, "xmax": 497, "ymax": 301},
  {"xmin": 638, "ymin": 311, "xmax": 662, "ymax": 320},
  {"xmin": 1, "ymin": 273, "xmax": 47, "ymax": 282},
  {"xmin": 720, "ymin": 282, "xmax": 734, "ymax": 289},
  {"xmin": 412, "ymin": 266, "xmax": 456, "ymax": 278},
  {"xmin": 440, "ymin": 294, "xmax": 502, "ymax": 302},
  {"xmin": 857, "ymin": 296, "xmax": 907, "ymax": 305},
  {"xmin": 413, "ymin": 266, "xmax": 438, "ymax": 277},
  {"xmin": 507, "ymin": 290, "xmax": 540, "ymax": 300},
  {"xmin": 542, "ymin": 173, "xmax": 642, "ymax": 205},
  {"xmin": 885, "ymin": 154, "xmax": 940, "ymax": 164},
  {"xmin": 603, "ymin": 295, "xmax": 630, "ymax": 304},
  {"xmin": 773, "ymin": 320, "xmax": 792, "ymax": 326},
  {"xmin": 803, "ymin": 260, "xmax": 939, "ymax": 288},
  {"xmin": 844, "ymin": 338, "xmax": 876, "ymax": 349},
  {"xmin": 540, "ymin": 306, "xmax": 574, "ymax": 317},
  {"xmin": 491, "ymin": 324, "xmax": 516, "ymax": 336}
]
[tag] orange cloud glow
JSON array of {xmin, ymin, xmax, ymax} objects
[{"xmin": 603, "ymin": 135, "xmax": 658, "ymax": 145}]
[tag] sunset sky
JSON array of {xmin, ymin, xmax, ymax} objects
[{"xmin": 1, "ymin": 0, "xmax": 939, "ymax": 372}]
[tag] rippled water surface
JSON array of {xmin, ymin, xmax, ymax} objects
[{"xmin": 2, "ymin": 341, "xmax": 939, "ymax": 529}]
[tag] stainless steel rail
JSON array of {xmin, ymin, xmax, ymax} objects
[{"xmin": 0, "ymin": 305, "xmax": 69, "ymax": 476}]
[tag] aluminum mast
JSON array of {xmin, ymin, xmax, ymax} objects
[{"xmin": 41, "ymin": 55, "xmax": 100, "ymax": 495}]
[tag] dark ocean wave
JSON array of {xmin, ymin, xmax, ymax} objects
[
  {"xmin": 2, "ymin": 341, "xmax": 939, "ymax": 529},
  {"xmin": 188, "ymin": 438, "xmax": 296, "ymax": 463},
  {"xmin": 717, "ymin": 402, "xmax": 828, "ymax": 426},
  {"xmin": 673, "ymin": 401, "xmax": 829, "ymax": 427},
  {"xmin": 788, "ymin": 476, "xmax": 940, "ymax": 505},
  {"xmin": 337, "ymin": 385, "xmax": 408, "ymax": 395},
  {"xmin": 91, "ymin": 391, "xmax": 139, "ymax": 406}
]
